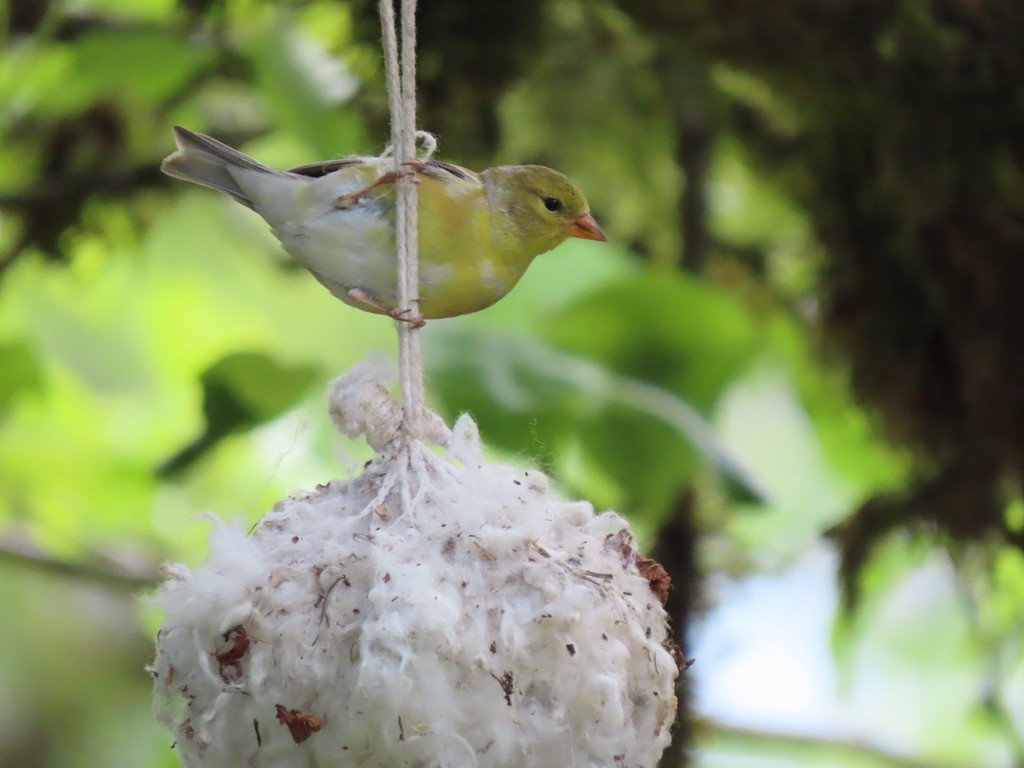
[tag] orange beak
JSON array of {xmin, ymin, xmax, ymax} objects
[{"xmin": 563, "ymin": 212, "xmax": 607, "ymax": 242}]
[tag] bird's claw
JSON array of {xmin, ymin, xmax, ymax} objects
[
  {"xmin": 388, "ymin": 306, "xmax": 426, "ymax": 329},
  {"xmin": 347, "ymin": 288, "xmax": 426, "ymax": 327}
]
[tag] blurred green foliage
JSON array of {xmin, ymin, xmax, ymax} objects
[{"xmin": 1, "ymin": 1, "xmax": 1023, "ymax": 767}]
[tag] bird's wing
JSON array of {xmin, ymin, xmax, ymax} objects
[
  {"xmin": 288, "ymin": 158, "xmax": 366, "ymax": 178},
  {"xmin": 418, "ymin": 160, "xmax": 476, "ymax": 182},
  {"xmin": 289, "ymin": 157, "xmax": 478, "ymax": 183}
]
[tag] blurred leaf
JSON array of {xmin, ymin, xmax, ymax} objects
[
  {"xmin": 576, "ymin": 403, "xmax": 702, "ymax": 513},
  {"xmin": 988, "ymin": 545, "xmax": 1024, "ymax": 636},
  {"xmin": 545, "ymin": 271, "xmax": 759, "ymax": 412},
  {"xmin": 766, "ymin": 314, "xmax": 909, "ymax": 494},
  {"xmin": 201, "ymin": 351, "xmax": 320, "ymax": 421},
  {"xmin": 0, "ymin": 44, "xmax": 73, "ymax": 134},
  {"xmin": 244, "ymin": 27, "xmax": 367, "ymax": 157},
  {"xmin": 0, "ymin": 341, "xmax": 43, "ymax": 416},
  {"xmin": 75, "ymin": 0, "xmax": 177, "ymax": 19},
  {"xmin": 158, "ymin": 352, "xmax": 319, "ymax": 477},
  {"xmin": 427, "ymin": 331, "xmax": 765, "ymax": 507},
  {"xmin": 62, "ymin": 28, "xmax": 212, "ymax": 112},
  {"xmin": 709, "ymin": 135, "xmax": 810, "ymax": 248},
  {"xmin": 24, "ymin": 297, "xmax": 149, "ymax": 393},
  {"xmin": 428, "ymin": 334, "xmax": 579, "ymax": 461}
]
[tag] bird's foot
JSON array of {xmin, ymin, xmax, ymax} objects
[
  {"xmin": 388, "ymin": 306, "xmax": 426, "ymax": 329},
  {"xmin": 335, "ymin": 168, "xmax": 419, "ymax": 209},
  {"xmin": 347, "ymin": 288, "xmax": 426, "ymax": 329}
]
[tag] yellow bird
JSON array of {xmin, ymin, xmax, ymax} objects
[{"xmin": 161, "ymin": 127, "xmax": 606, "ymax": 322}]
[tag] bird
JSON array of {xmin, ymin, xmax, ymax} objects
[{"xmin": 161, "ymin": 126, "xmax": 606, "ymax": 323}]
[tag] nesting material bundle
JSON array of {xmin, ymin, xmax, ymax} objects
[{"xmin": 151, "ymin": 361, "xmax": 679, "ymax": 768}]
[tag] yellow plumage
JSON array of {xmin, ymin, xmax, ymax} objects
[{"xmin": 161, "ymin": 127, "xmax": 605, "ymax": 320}]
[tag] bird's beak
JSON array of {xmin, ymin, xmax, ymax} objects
[{"xmin": 564, "ymin": 212, "xmax": 607, "ymax": 242}]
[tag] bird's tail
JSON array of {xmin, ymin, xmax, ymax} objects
[{"xmin": 161, "ymin": 126, "xmax": 272, "ymax": 210}]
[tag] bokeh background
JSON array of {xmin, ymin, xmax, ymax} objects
[{"xmin": 3, "ymin": 1, "xmax": 1024, "ymax": 766}]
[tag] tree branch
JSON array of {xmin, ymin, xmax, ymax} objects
[
  {"xmin": 696, "ymin": 717, "xmax": 981, "ymax": 768},
  {"xmin": 0, "ymin": 536, "xmax": 158, "ymax": 590}
]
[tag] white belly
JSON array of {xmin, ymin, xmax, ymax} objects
[{"xmin": 238, "ymin": 168, "xmax": 401, "ymax": 303}]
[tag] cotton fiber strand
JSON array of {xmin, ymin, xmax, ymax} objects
[{"xmin": 151, "ymin": 361, "xmax": 679, "ymax": 768}]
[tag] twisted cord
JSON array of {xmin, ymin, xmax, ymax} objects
[{"xmin": 378, "ymin": 0, "xmax": 424, "ymax": 436}]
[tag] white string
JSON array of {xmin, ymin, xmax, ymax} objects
[{"xmin": 378, "ymin": 0, "xmax": 424, "ymax": 439}]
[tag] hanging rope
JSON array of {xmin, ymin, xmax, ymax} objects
[{"xmin": 378, "ymin": 0, "xmax": 424, "ymax": 437}]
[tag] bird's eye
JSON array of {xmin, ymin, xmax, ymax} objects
[{"xmin": 543, "ymin": 197, "xmax": 563, "ymax": 212}]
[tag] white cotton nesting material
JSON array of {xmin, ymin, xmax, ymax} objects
[{"xmin": 151, "ymin": 361, "xmax": 679, "ymax": 768}]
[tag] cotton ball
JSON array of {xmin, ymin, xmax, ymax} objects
[{"xmin": 152, "ymin": 366, "xmax": 679, "ymax": 768}]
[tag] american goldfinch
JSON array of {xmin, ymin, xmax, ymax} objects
[{"xmin": 161, "ymin": 127, "xmax": 605, "ymax": 322}]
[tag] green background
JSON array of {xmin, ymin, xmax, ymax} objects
[{"xmin": 2, "ymin": 1, "xmax": 1023, "ymax": 766}]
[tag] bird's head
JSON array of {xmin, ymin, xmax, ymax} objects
[{"xmin": 482, "ymin": 165, "xmax": 606, "ymax": 260}]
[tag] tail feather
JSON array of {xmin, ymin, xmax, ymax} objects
[{"xmin": 161, "ymin": 126, "xmax": 272, "ymax": 210}]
